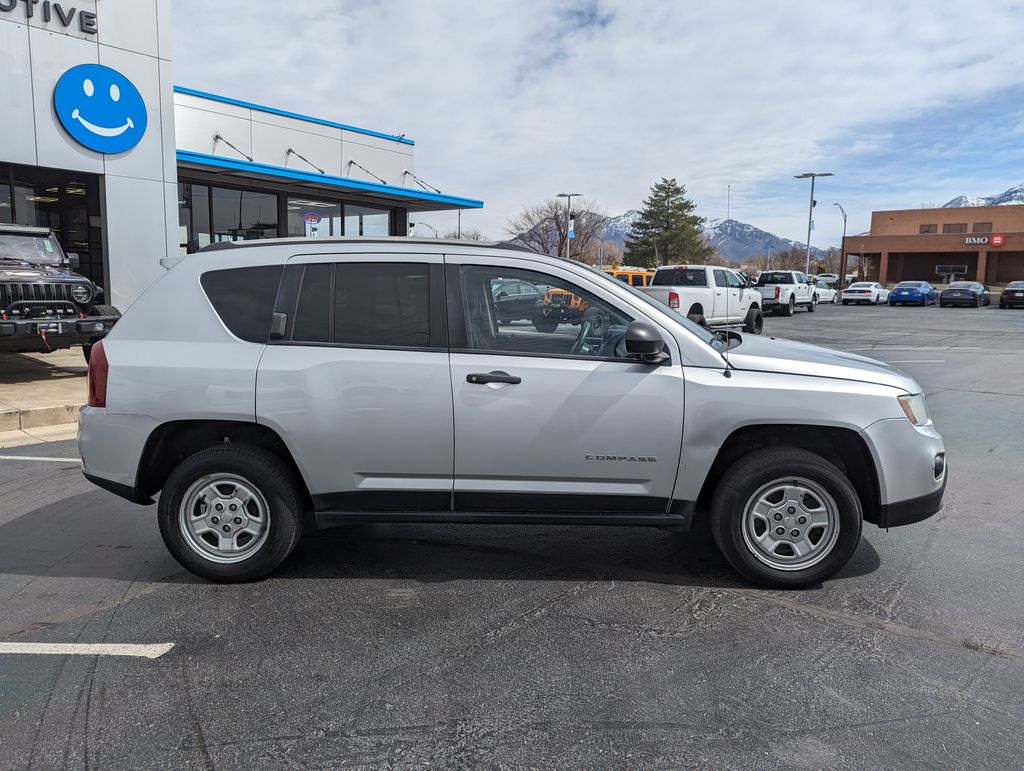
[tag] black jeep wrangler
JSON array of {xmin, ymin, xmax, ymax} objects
[{"xmin": 0, "ymin": 224, "xmax": 120, "ymax": 361}]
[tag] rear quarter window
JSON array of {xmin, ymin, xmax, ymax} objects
[{"xmin": 200, "ymin": 265, "xmax": 283, "ymax": 343}]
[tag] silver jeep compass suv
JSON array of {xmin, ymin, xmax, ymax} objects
[{"xmin": 79, "ymin": 239, "xmax": 946, "ymax": 588}]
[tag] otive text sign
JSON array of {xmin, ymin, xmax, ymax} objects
[{"xmin": 0, "ymin": 0, "xmax": 97, "ymax": 34}]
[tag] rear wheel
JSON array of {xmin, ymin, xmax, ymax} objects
[
  {"xmin": 742, "ymin": 307, "xmax": 763, "ymax": 334},
  {"xmin": 841, "ymin": 300, "xmax": 849, "ymax": 306},
  {"xmin": 782, "ymin": 296, "xmax": 795, "ymax": 316},
  {"xmin": 158, "ymin": 444, "xmax": 304, "ymax": 582},
  {"xmin": 709, "ymin": 447, "xmax": 863, "ymax": 589}
]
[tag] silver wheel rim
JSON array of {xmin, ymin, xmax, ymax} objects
[
  {"xmin": 178, "ymin": 473, "xmax": 271, "ymax": 564},
  {"xmin": 741, "ymin": 476, "xmax": 840, "ymax": 571}
]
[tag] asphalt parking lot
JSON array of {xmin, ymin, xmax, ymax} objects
[{"xmin": 1, "ymin": 303, "xmax": 1022, "ymax": 769}]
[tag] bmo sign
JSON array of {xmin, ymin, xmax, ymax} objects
[{"xmin": 964, "ymin": 234, "xmax": 1005, "ymax": 247}]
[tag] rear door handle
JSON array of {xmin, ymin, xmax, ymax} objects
[{"xmin": 467, "ymin": 371, "xmax": 521, "ymax": 385}]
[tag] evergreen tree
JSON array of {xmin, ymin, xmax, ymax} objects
[{"xmin": 625, "ymin": 178, "xmax": 713, "ymax": 267}]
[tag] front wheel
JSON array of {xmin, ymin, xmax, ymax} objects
[
  {"xmin": 830, "ymin": 293, "xmax": 838, "ymax": 304},
  {"xmin": 709, "ymin": 447, "xmax": 863, "ymax": 589},
  {"xmin": 158, "ymin": 444, "xmax": 304, "ymax": 582},
  {"xmin": 532, "ymin": 308, "xmax": 558, "ymax": 333},
  {"xmin": 742, "ymin": 307, "xmax": 764, "ymax": 334},
  {"xmin": 806, "ymin": 296, "xmax": 817, "ymax": 312}
]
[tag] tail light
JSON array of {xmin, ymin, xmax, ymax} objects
[
  {"xmin": 87, "ymin": 340, "xmax": 108, "ymax": 408},
  {"xmin": 668, "ymin": 291, "xmax": 680, "ymax": 309},
  {"xmin": 775, "ymin": 286, "xmax": 781, "ymax": 299}
]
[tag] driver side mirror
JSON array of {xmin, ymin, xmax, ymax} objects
[
  {"xmin": 625, "ymin": 321, "xmax": 669, "ymax": 364},
  {"xmin": 67, "ymin": 252, "xmax": 80, "ymax": 270},
  {"xmin": 496, "ymin": 290, "xmax": 509, "ymax": 299}
]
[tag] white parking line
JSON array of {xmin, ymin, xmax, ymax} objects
[
  {"xmin": 887, "ymin": 360, "xmax": 946, "ymax": 363},
  {"xmin": 0, "ymin": 642, "xmax": 174, "ymax": 659},
  {"xmin": 0, "ymin": 455, "xmax": 80, "ymax": 463}
]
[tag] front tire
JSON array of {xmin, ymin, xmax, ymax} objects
[
  {"xmin": 742, "ymin": 307, "xmax": 764, "ymax": 334},
  {"xmin": 709, "ymin": 447, "xmax": 863, "ymax": 589},
  {"xmin": 158, "ymin": 444, "xmax": 304, "ymax": 582},
  {"xmin": 806, "ymin": 295, "xmax": 817, "ymax": 312}
]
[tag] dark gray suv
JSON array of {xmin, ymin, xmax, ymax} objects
[{"xmin": 0, "ymin": 224, "xmax": 120, "ymax": 360}]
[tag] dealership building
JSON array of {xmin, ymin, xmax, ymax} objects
[
  {"xmin": 845, "ymin": 205, "xmax": 1024, "ymax": 286},
  {"xmin": 0, "ymin": 0, "xmax": 483, "ymax": 309}
]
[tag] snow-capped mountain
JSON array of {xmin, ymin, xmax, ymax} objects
[
  {"xmin": 703, "ymin": 218, "xmax": 822, "ymax": 263},
  {"xmin": 942, "ymin": 184, "xmax": 1024, "ymax": 208},
  {"xmin": 600, "ymin": 210, "xmax": 641, "ymax": 244},
  {"xmin": 599, "ymin": 213, "xmax": 821, "ymax": 264}
]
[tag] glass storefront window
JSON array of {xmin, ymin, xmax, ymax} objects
[
  {"xmin": 0, "ymin": 163, "xmax": 103, "ymax": 287},
  {"xmin": 345, "ymin": 204, "xmax": 389, "ymax": 236},
  {"xmin": 0, "ymin": 177, "xmax": 11, "ymax": 224},
  {"xmin": 287, "ymin": 197, "xmax": 342, "ymax": 237},
  {"xmin": 210, "ymin": 186, "xmax": 278, "ymax": 243},
  {"xmin": 178, "ymin": 183, "xmax": 211, "ymax": 254}
]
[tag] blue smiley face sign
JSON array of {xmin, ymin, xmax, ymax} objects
[{"xmin": 53, "ymin": 64, "xmax": 148, "ymax": 154}]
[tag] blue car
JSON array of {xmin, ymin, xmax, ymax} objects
[{"xmin": 889, "ymin": 280, "xmax": 938, "ymax": 306}]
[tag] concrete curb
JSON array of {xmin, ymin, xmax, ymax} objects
[{"xmin": 0, "ymin": 404, "xmax": 83, "ymax": 432}]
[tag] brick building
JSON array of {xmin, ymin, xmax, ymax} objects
[{"xmin": 844, "ymin": 205, "xmax": 1024, "ymax": 286}]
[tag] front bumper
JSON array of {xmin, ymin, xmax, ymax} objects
[
  {"xmin": 860, "ymin": 417, "xmax": 946, "ymax": 528},
  {"xmin": 878, "ymin": 476, "xmax": 946, "ymax": 527},
  {"xmin": 0, "ymin": 314, "xmax": 119, "ymax": 350}
]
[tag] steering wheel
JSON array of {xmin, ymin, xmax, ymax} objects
[{"xmin": 569, "ymin": 320, "xmax": 593, "ymax": 356}]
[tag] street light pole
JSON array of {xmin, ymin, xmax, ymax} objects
[
  {"xmin": 410, "ymin": 221, "xmax": 439, "ymax": 237},
  {"xmin": 794, "ymin": 172, "xmax": 833, "ymax": 275},
  {"xmin": 833, "ymin": 201, "xmax": 848, "ymax": 289},
  {"xmin": 556, "ymin": 192, "xmax": 582, "ymax": 260}
]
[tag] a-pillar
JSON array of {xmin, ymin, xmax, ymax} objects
[
  {"xmin": 878, "ymin": 252, "xmax": 890, "ymax": 284},
  {"xmin": 976, "ymin": 250, "xmax": 988, "ymax": 282}
]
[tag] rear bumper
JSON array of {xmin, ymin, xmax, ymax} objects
[
  {"xmin": 78, "ymin": 406, "xmax": 160, "ymax": 505},
  {"xmin": 940, "ymin": 297, "xmax": 977, "ymax": 306},
  {"xmin": 0, "ymin": 315, "xmax": 119, "ymax": 351}
]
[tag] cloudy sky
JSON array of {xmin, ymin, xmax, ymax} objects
[{"xmin": 172, "ymin": 0, "xmax": 1024, "ymax": 247}]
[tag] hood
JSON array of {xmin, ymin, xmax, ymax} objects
[
  {"xmin": 724, "ymin": 334, "xmax": 918, "ymax": 392},
  {"xmin": 0, "ymin": 263, "xmax": 86, "ymax": 281}
]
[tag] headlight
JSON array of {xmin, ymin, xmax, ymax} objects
[
  {"xmin": 72, "ymin": 284, "xmax": 93, "ymax": 304},
  {"xmin": 897, "ymin": 393, "xmax": 930, "ymax": 426}
]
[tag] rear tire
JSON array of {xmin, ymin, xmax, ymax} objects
[
  {"xmin": 742, "ymin": 307, "xmax": 764, "ymax": 334},
  {"xmin": 687, "ymin": 313, "xmax": 707, "ymax": 328},
  {"xmin": 158, "ymin": 444, "xmax": 304, "ymax": 582},
  {"xmin": 782, "ymin": 296, "xmax": 795, "ymax": 316},
  {"xmin": 841, "ymin": 300, "xmax": 849, "ymax": 306},
  {"xmin": 709, "ymin": 447, "xmax": 863, "ymax": 589}
]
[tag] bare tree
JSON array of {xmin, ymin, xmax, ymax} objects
[
  {"xmin": 442, "ymin": 227, "xmax": 487, "ymax": 241},
  {"xmin": 504, "ymin": 198, "xmax": 607, "ymax": 263}
]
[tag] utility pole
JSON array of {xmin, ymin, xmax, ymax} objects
[
  {"xmin": 795, "ymin": 172, "xmax": 833, "ymax": 274},
  {"xmin": 556, "ymin": 192, "xmax": 582, "ymax": 259},
  {"xmin": 833, "ymin": 201, "xmax": 848, "ymax": 289}
]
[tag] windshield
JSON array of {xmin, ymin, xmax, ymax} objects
[
  {"xmin": 0, "ymin": 233, "xmax": 63, "ymax": 265},
  {"xmin": 580, "ymin": 263, "xmax": 725, "ymax": 351},
  {"xmin": 757, "ymin": 271, "xmax": 794, "ymax": 285},
  {"xmin": 651, "ymin": 267, "xmax": 707, "ymax": 287}
]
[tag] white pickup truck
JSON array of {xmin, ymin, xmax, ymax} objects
[
  {"xmin": 641, "ymin": 264, "xmax": 763, "ymax": 333},
  {"xmin": 755, "ymin": 270, "xmax": 816, "ymax": 315}
]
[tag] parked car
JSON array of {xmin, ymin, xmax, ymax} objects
[
  {"xmin": 939, "ymin": 281, "xmax": 991, "ymax": 308},
  {"xmin": 813, "ymin": 273, "xmax": 839, "ymax": 284},
  {"xmin": 0, "ymin": 224, "xmax": 121, "ymax": 360},
  {"xmin": 492, "ymin": 279, "xmax": 542, "ymax": 323},
  {"xmin": 999, "ymin": 280, "xmax": 1024, "ymax": 309},
  {"xmin": 641, "ymin": 264, "xmax": 763, "ymax": 333},
  {"xmin": 811, "ymin": 278, "xmax": 839, "ymax": 304},
  {"xmin": 889, "ymin": 281, "xmax": 938, "ymax": 306},
  {"xmin": 602, "ymin": 267, "xmax": 654, "ymax": 287},
  {"xmin": 754, "ymin": 270, "xmax": 816, "ymax": 315},
  {"xmin": 842, "ymin": 282, "xmax": 890, "ymax": 305},
  {"xmin": 80, "ymin": 237, "xmax": 946, "ymax": 589}
]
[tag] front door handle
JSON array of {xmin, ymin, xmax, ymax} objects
[{"xmin": 467, "ymin": 371, "xmax": 521, "ymax": 385}]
